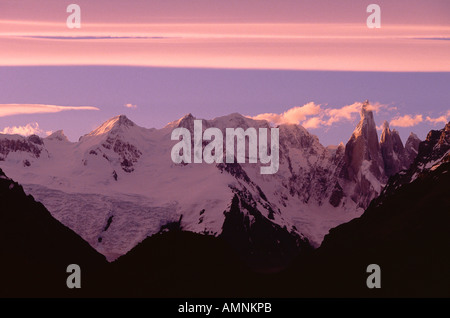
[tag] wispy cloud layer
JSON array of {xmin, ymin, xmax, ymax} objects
[
  {"xmin": 124, "ymin": 103, "xmax": 137, "ymax": 109},
  {"xmin": 1, "ymin": 22, "xmax": 449, "ymax": 71},
  {"xmin": 0, "ymin": 104, "xmax": 99, "ymax": 117}
]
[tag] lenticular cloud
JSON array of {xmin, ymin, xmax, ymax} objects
[{"xmin": 0, "ymin": 104, "xmax": 99, "ymax": 117}]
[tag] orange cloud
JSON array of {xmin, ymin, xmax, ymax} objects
[
  {"xmin": 251, "ymin": 102, "xmax": 321, "ymax": 125},
  {"xmin": 324, "ymin": 102, "xmax": 389, "ymax": 126},
  {"xmin": 426, "ymin": 110, "xmax": 450, "ymax": 125},
  {"xmin": 390, "ymin": 114, "xmax": 423, "ymax": 127},
  {"xmin": 302, "ymin": 116, "xmax": 325, "ymax": 129},
  {"xmin": 1, "ymin": 122, "xmax": 51, "ymax": 136},
  {"xmin": 249, "ymin": 101, "xmax": 388, "ymax": 129},
  {"xmin": 324, "ymin": 102, "xmax": 361, "ymax": 126}
]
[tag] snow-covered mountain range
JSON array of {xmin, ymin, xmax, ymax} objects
[{"xmin": 0, "ymin": 100, "xmax": 423, "ymax": 263}]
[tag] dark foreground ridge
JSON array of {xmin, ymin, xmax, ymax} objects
[
  {"xmin": 1, "ymin": 155, "xmax": 449, "ymax": 297},
  {"xmin": 0, "ymin": 169, "xmax": 106, "ymax": 297},
  {"xmin": 282, "ymin": 160, "xmax": 450, "ymax": 297}
]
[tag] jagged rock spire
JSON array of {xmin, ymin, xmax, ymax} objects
[
  {"xmin": 341, "ymin": 100, "xmax": 385, "ymax": 207},
  {"xmin": 380, "ymin": 120, "xmax": 406, "ymax": 177}
]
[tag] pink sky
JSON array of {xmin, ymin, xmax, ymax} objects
[
  {"xmin": 2, "ymin": 0, "xmax": 450, "ymax": 24},
  {"xmin": 1, "ymin": 1, "xmax": 449, "ymax": 71}
]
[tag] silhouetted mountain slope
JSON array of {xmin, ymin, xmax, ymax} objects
[
  {"xmin": 2, "ymin": 154, "xmax": 449, "ymax": 297},
  {"xmin": 0, "ymin": 168, "xmax": 107, "ymax": 297},
  {"xmin": 102, "ymin": 230, "xmax": 260, "ymax": 297},
  {"xmin": 283, "ymin": 160, "xmax": 450, "ymax": 297},
  {"xmin": 219, "ymin": 193, "xmax": 313, "ymax": 270}
]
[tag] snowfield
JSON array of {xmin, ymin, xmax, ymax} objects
[{"xmin": 0, "ymin": 105, "xmax": 423, "ymax": 260}]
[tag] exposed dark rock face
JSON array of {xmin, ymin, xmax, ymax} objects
[
  {"xmin": 27, "ymin": 134, "xmax": 43, "ymax": 145},
  {"xmin": 382, "ymin": 122, "xmax": 450, "ymax": 196},
  {"xmin": 404, "ymin": 132, "xmax": 421, "ymax": 168},
  {"xmin": 329, "ymin": 182, "xmax": 344, "ymax": 207},
  {"xmin": 380, "ymin": 121, "xmax": 420, "ymax": 177},
  {"xmin": 380, "ymin": 121, "xmax": 405, "ymax": 176},
  {"xmin": 0, "ymin": 137, "xmax": 43, "ymax": 160}
]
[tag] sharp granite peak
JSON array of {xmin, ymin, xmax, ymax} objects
[
  {"xmin": 0, "ymin": 101, "xmax": 426, "ymax": 265},
  {"xmin": 381, "ymin": 121, "xmax": 450, "ymax": 197},
  {"xmin": 338, "ymin": 100, "xmax": 420, "ymax": 207},
  {"xmin": 341, "ymin": 100, "xmax": 385, "ymax": 206}
]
